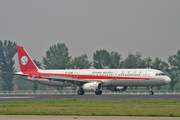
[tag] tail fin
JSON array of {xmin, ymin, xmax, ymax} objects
[{"xmin": 17, "ymin": 46, "xmax": 39, "ymax": 73}]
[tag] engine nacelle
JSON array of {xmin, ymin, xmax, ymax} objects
[
  {"xmin": 82, "ymin": 82, "xmax": 102, "ymax": 91},
  {"xmin": 107, "ymin": 86, "xmax": 127, "ymax": 91}
]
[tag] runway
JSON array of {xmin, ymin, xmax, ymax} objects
[
  {"xmin": 0, "ymin": 115, "xmax": 179, "ymax": 120},
  {"xmin": 0, "ymin": 94, "xmax": 180, "ymax": 101}
]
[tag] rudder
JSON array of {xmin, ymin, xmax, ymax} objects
[{"xmin": 17, "ymin": 46, "xmax": 39, "ymax": 73}]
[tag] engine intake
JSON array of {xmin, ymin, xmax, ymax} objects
[
  {"xmin": 82, "ymin": 82, "xmax": 102, "ymax": 91},
  {"xmin": 107, "ymin": 86, "xmax": 127, "ymax": 91}
]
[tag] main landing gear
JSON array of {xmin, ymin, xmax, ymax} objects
[
  {"xmin": 95, "ymin": 90, "xmax": 102, "ymax": 95},
  {"xmin": 77, "ymin": 88, "xmax": 84, "ymax": 95},
  {"xmin": 149, "ymin": 86, "xmax": 154, "ymax": 95},
  {"xmin": 77, "ymin": 88, "xmax": 103, "ymax": 95}
]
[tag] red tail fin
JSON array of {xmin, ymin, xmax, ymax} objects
[{"xmin": 17, "ymin": 46, "xmax": 38, "ymax": 73}]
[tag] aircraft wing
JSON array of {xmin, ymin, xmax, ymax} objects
[{"xmin": 42, "ymin": 75, "xmax": 102, "ymax": 85}]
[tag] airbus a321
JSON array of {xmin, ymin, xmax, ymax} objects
[{"xmin": 13, "ymin": 46, "xmax": 171, "ymax": 95}]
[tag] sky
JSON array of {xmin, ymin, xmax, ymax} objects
[{"xmin": 0, "ymin": 0, "xmax": 180, "ymax": 70}]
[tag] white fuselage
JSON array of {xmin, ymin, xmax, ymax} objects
[
  {"xmin": 15, "ymin": 46, "xmax": 171, "ymax": 95},
  {"xmin": 19, "ymin": 68, "xmax": 171, "ymax": 87}
]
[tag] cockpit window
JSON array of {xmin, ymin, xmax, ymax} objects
[{"xmin": 155, "ymin": 73, "xmax": 165, "ymax": 76}]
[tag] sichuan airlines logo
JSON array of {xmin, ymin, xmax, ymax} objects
[{"xmin": 21, "ymin": 56, "xmax": 28, "ymax": 65}]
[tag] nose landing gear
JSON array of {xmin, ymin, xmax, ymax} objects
[{"xmin": 149, "ymin": 86, "xmax": 154, "ymax": 95}]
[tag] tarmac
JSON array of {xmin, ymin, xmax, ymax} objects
[
  {"xmin": 0, "ymin": 115, "xmax": 179, "ymax": 120},
  {"xmin": 0, "ymin": 94, "xmax": 180, "ymax": 101}
]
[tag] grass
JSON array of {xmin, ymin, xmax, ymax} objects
[{"xmin": 0, "ymin": 99, "xmax": 179, "ymax": 117}]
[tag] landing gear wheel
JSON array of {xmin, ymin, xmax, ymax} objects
[
  {"xmin": 95, "ymin": 90, "xmax": 102, "ymax": 95},
  {"xmin": 149, "ymin": 86, "xmax": 154, "ymax": 95},
  {"xmin": 149, "ymin": 91, "xmax": 154, "ymax": 95},
  {"xmin": 77, "ymin": 89, "xmax": 84, "ymax": 95}
]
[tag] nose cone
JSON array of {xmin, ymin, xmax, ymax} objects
[{"xmin": 165, "ymin": 77, "xmax": 171, "ymax": 84}]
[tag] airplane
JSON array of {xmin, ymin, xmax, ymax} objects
[{"xmin": 13, "ymin": 46, "xmax": 171, "ymax": 95}]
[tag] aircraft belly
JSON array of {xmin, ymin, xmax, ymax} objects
[
  {"xmin": 111, "ymin": 79, "xmax": 133, "ymax": 86},
  {"xmin": 140, "ymin": 79, "xmax": 166, "ymax": 86},
  {"xmin": 101, "ymin": 79, "xmax": 112, "ymax": 87},
  {"xmin": 131, "ymin": 79, "xmax": 166, "ymax": 86},
  {"xmin": 111, "ymin": 79, "xmax": 166, "ymax": 86}
]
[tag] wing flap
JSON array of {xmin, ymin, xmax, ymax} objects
[
  {"xmin": 43, "ymin": 75, "xmax": 88, "ymax": 83},
  {"xmin": 42, "ymin": 75, "xmax": 103, "ymax": 84}
]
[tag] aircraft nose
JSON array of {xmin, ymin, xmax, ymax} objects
[{"xmin": 165, "ymin": 77, "xmax": 171, "ymax": 84}]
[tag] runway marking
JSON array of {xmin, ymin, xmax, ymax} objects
[{"xmin": 0, "ymin": 97, "xmax": 35, "ymax": 99}]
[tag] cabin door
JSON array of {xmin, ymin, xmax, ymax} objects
[
  {"xmin": 73, "ymin": 72, "xmax": 78, "ymax": 79},
  {"xmin": 113, "ymin": 72, "xmax": 117, "ymax": 80},
  {"xmin": 145, "ymin": 70, "xmax": 151, "ymax": 80}
]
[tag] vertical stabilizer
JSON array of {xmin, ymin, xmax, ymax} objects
[{"xmin": 17, "ymin": 46, "xmax": 39, "ymax": 73}]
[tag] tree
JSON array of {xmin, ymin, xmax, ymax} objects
[
  {"xmin": 151, "ymin": 57, "xmax": 169, "ymax": 72},
  {"xmin": 43, "ymin": 43, "xmax": 71, "ymax": 90},
  {"xmin": 13, "ymin": 77, "xmax": 33, "ymax": 90},
  {"xmin": 43, "ymin": 43, "xmax": 71, "ymax": 69},
  {"xmin": 167, "ymin": 68, "xmax": 179, "ymax": 90},
  {"xmin": 93, "ymin": 49, "xmax": 110, "ymax": 69},
  {"xmin": 0, "ymin": 40, "xmax": 17, "ymax": 90},
  {"xmin": 150, "ymin": 57, "xmax": 169, "ymax": 90},
  {"xmin": 150, "ymin": 57, "xmax": 161, "ymax": 70},
  {"xmin": 139, "ymin": 59, "xmax": 146, "ymax": 68},
  {"xmin": 160, "ymin": 61, "xmax": 169, "ymax": 72},
  {"xmin": 145, "ymin": 57, "xmax": 152, "ymax": 68},
  {"xmin": 168, "ymin": 50, "xmax": 180, "ymax": 73},
  {"xmin": 168, "ymin": 50, "xmax": 180, "ymax": 90},
  {"xmin": 32, "ymin": 60, "xmax": 42, "ymax": 91},
  {"xmin": 123, "ymin": 52, "xmax": 135, "ymax": 68},
  {"xmin": 123, "ymin": 52, "xmax": 146, "ymax": 68},
  {"xmin": 68, "ymin": 54, "xmax": 92, "ymax": 69},
  {"xmin": 33, "ymin": 59, "xmax": 42, "ymax": 69},
  {"xmin": 108, "ymin": 51, "xmax": 122, "ymax": 69}
]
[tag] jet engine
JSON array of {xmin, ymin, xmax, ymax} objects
[
  {"xmin": 82, "ymin": 82, "xmax": 102, "ymax": 91},
  {"xmin": 107, "ymin": 86, "xmax": 127, "ymax": 91}
]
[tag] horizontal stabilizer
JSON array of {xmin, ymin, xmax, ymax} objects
[{"xmin": 3, "ymin": 72, "xmax": 29, "ymax": 78}]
